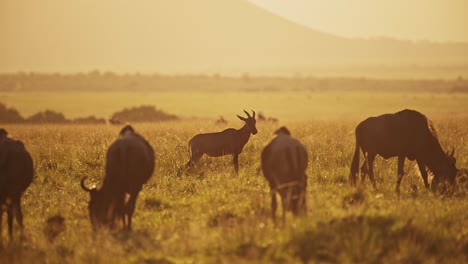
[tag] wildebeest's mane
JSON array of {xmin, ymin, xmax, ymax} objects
[{"xmin": 424, "ymin": 116, "xmax": 441, "ymax": 177}]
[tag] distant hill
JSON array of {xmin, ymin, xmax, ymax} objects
[{"xmin": 1, "ymin": 0, "xmax": 467, "ymax": 77}]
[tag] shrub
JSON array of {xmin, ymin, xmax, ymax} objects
[
  {"xmin": 110, "ymin": 105, "xmax": 178, "ymax": 123},
  {"xmin": 0, "ymin": 102, "xmax": 24, "ymax": 123},
  {"xmin": 27, "ymin": 110, "xmax": 68, "ymax": 124},
  {"xmin": 72, "ymin": 116, "xmax": 106, "ymax": 124}
]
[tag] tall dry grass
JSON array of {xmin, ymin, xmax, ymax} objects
[{"xmin": 0, "ymin": 119, "xmax": 466, "ymax": 263}]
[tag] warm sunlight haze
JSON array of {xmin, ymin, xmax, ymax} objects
[
  {"xmin": 248, "ymin": 0, "xmax": 468, "ymax": 42},
  {"xmin": 1, "ymin": 0, "xmax": 467, "ymax": 75},
  {"xmin": 1, "ymin": 1, "xmax": 467, "ymax": 263}
]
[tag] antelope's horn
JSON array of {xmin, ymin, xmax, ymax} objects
[
  {"xmin": 251, "ymin": 110, "xmax": 255, "ymax": 118},
  {"xmin": 450, "ymin": 147, "xmax": 455, "ymax": 157},
  {"xmin": 243, "ymin": 109, "xmax": 251, "ymax": 118}
]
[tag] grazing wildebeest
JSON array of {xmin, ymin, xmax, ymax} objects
[
  {"xmin": 261, "ymin": 127, "xmax": 308, "ymax": 223},
  {"xmin": 349, "ymin": 109, "xmax": 458, "ymax": 194},
  {"xmin": 182, "ymin": 110, "xmax": 257, "ymax": 174},
  {"xmin": 80, "ymin": 125, "xmax": 155, "ymax": 231},
  {"xmin": 0, "ymin": 129, "xmax": 33, "ymax": 242}
]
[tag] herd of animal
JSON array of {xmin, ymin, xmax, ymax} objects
[{"xmin": 0, "ymin": 109, "xmax": 460, "ymax": 242}]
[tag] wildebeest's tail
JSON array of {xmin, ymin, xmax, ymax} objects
[
  {"xmin": 349, "ymin": 125, "xmax": 361, "ymax": 186},
  {"xmin": 187, "ymin": 138, "xmax": 193, "ymax": 159}
]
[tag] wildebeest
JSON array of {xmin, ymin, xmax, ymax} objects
[
  {"xmin": 182, "ymin": 110, "xmax": 257, "ymax": 174},
  {"xmin": 0, "ymin": 129, "xmax": 33, "ymax": 242},
  {"xmin": 261, "ymin": 127, "xmax": 308, "ymax": 223},
  {"xmin": 80, "ymin": 125, "xmax": 155, "ymax": 231},
  {"xmin": 349, "ymin": 109, "xmax": 458, "ymax": 193}
]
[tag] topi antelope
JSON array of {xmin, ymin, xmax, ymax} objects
[
  {"xmin": 182, "ymin": 110, "xmax": 257, "ymax": 175},
  {"xmin": 261, "ymin": 127, "xmax": 308, "ymax": 223}
]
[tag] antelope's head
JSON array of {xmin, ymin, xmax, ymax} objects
[{"xmin": 237, "ymin": 110, "xmax": 258, "ymax": 135}]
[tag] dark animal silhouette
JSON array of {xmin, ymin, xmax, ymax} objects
[
  {"xmin": 257, "ymin": 112, "xmax": 267, "ymax": 121},
  {"xmin": 267, "ymin": 117, "xmax": 279, "ymax": 123},
  {"xmin": 109, "ymin": 118, "xmax": 122, "ymax": 125},
  {"xmin": 44, "ymin": 214, "xmax": 65, "ymax": 242},
  {"xmin": 215, "ymin": 116, "xmax": 227, "ymax": 125},
  {"xmin": 257, "ymin": 112, "xmax": 278, "ymax": 123},
  {"xmin": 261, "ymin": 127, "xmax": 308, "ymax": 223},
  {"xmin": 349, "ymin": 109, "xmax": 458, "ymax": 194},
  {"xmin": 182, "ymin": 110, "xmax": 257, "ymax": 174},
  {"xmin": 81, "ymin": 125, "xmax": 155, "ymax": 231},
  {"xmin": 0, "ymin": 129, "xmax": 33, "ymax": 242}
]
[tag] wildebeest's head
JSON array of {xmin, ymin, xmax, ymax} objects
[
  {"xmin": 274, "ymin": 126, "xmax": 291, "ymax": 136},
  {"xmin": 445, "ymin": 148, "xmax": 458, "ymax": 185},
  {"xmin": 237, "ymin": 110, "xmax": 257, "ymax": 135},
  {"xmin": 433, "ymin": 148, "xmax": 459, "ymax": 193},
  {"xmin": 80, "ymin": 177, "xmax": 114, "ymax": 230},
  {"xmin": 119, "ymin": 125, "xmax": 135, "ymax": 136}
]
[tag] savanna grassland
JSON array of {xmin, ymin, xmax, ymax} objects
[{"xmin": 0, "ymin": 76, "xmax": 468, "ymax": 263}]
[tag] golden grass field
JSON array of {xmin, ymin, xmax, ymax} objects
[{"xmin": 0, "ymin": 91, "xmax": 468, "ymax": 263}]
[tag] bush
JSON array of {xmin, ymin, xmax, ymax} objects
[
  {"xmin": 72, "ymin": 116, "xmax": 106, "ymax": 124},
  {"xmin": 110, "ymin": 105, "xmax": 178, "ymax": 123},
  {"xmin": 27, "ymin": 110, "xmax": 68, "ymax": 124},
  {"xmin": 0, "ymin": 102, "xmax": 24, "ymax": 123}
]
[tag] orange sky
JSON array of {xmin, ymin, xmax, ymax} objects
[
  {"xmin": 0, "ymin": 0, "xmax": 467, "ymax": 74},
  {"xmin": 248, "ymin": 0, "xmax": 468, "ymax": 42}
]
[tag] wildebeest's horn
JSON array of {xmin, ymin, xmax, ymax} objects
[
  {"xmin": 243, "ymin": 109, "xmax": 251, "ymax": 118},
  {"xmin": 251, "ymin": 110, "xmax": 255, "ymax": 118},
  {"xmin": 80, "ymin": 177, "xmax": 92, "ymax": 192}
]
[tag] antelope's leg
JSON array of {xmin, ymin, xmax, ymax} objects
[{"xmin": 233, "ymin": 154, "xmax": 239, "ymax": 174}]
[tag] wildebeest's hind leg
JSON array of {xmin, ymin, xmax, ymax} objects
[
  {"xmin": 417, "ymin": 160, "xmax": 430, "ymax": 189},
  {"xmin": 299, "ymin": 175, "xmax": 307, "ymax": 215},
  {"xmin": 367, "ymin": 154, "xmax": 377, "ymax": 189},
  {"xmin": 125, "ymin": 194, "xmax": 138, "ymax": 231},
  {"xmin": 396, "ymin": 156, "xmax": 405, "ymax": 194},
  {"xmin": 7, "ymin": 203, "xmax": 14, "ymax": 240},
  {"xmin": 360, "ymin": 152, "xmax": 369, "ymax": 183},
  {"xmin": 13, "ymin": 197, "xmax": 25, "ymax": 240},
  {"xmin": 0, "ymin": 209, "xmax": 3, "ymax": 244},
  {"xmin": 271, "ymin": 191, "xmax": 277, "ymax": 223}
]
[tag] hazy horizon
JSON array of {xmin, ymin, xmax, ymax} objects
[{"xmin": 1, "ymin": 0, "xmax": 467, "ymax": 76}]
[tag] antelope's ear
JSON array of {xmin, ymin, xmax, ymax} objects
[{"xmin": 237, "ymin": 115, "xmax": 247, "ymax": 121}]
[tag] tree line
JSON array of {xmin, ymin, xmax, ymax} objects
[{"xmin": 0, "ymin": 103, "xmax": 178, "ymax": 124}]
